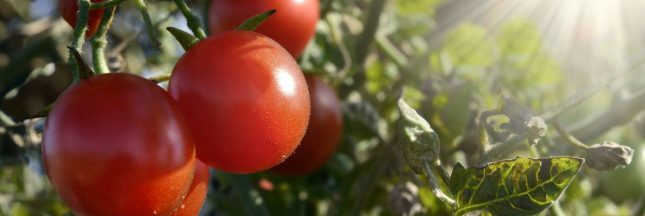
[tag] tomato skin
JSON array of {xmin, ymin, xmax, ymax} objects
[
  {"xmin": 209, "ymin": 0, "xmax": 319, "ymax": 57},
  {"xmin": 42, "ymin": 73, "xmax": 196, "ymax": 216},
  {"xmin": 172, "ymin": 160, "xmax": 210, "ymax": 216},
  {"xmin": 58, "ymin": 0, "xmax": 105, "ymax": 37},
  {"xmin": 272, "ymin": 75, "xmax": 343, "ymax": 175},
  {"xmin": 168, "ymin": 31, "xmax": 310, "ymax": 173}
]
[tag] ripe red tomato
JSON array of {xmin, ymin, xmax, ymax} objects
[
  {"xmin": 42, "ymin": 73, "xmax": 196, "ymax": 216},
  {"xmin": 173, "ymin": 160, "xmax": 210, "ymax": 216},
  {"xmin": 168, "ymin": 31, "xmax": 310, "ymax": 174},
  {"xmin": 273, "ymin": 75, "xmax": 343, "ymax": 175},
  {"xmin": 209, "ymin": 0, "xmax": 319, "ymax": 57},
  {"xmin": 58, "ymin": 0, "xmax": 105, "ymax": 37}
]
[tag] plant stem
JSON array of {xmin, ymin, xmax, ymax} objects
[
  {"xmin": 549, "ymin": 201, "xmax": 566, "ymax": 216},
  {"xmin": 173, "ymin": 0, "xmax": 206, "ymax": 39},
  {"xmin": 375, "ymin": 35, "xmax": 408, "ymax": 67},
  {"xmin": 69, "ymin": 0, "xmax": 92, "ymax": 82},
  {"xmin": 133, "ymin": 0, "xmax": 160, "ymax": 47},
  {"xmin": 423, "ymin": 161, "xmax": 456, "ymax": 210},
  {"xmin": 570, "ymin": 89, "xmax": 645, "ymax": 142},
  {"xmin": 92, "ymin": 6, "xmax": 117, "ymax": 74},
  {"xmin": 148, "ymin": 73, "xmax": 171, "ymax": 83},
  {"xmin": 551, "ymin": 121, "xmax": 588, "ymax": 149},
  {"xmin": 90, "ymin": 0, "xmax": 125, "ymax": 9}
]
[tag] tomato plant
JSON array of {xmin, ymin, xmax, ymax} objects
[
  {"xmin": 168, "ymin": 31, "xmax": 310, "ymax": 174},
  {"xmin": 173, "ymin": 160, "xmax": 210, "ymax": 216},
  {"xmin": 208, "ymin": 0, "xmax": 319, "ymax": 57},
  {"xmin": 58, "ymin": 0, "xmax": 105, "ymax": 37},
  {"xmin": 273, "ymin": 75, "xmax": 343, "ymax": 175},
  {"xmin": 42, "ymin": 73, "xmax": 196, "ymax": 216}
]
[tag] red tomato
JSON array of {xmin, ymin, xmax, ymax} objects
[
  {"xmin": 168, "ymin": 31, "xmax": 310, "ymax": 174},
  {"xmin": 42, "ymin": 73, "xmax": 196, "ymax": 216},
  {"xmin": 173, "ymin": 160, "xmax": 210, "ymax": 216},
  {"xmin": 209, "ymin": 0, "xmax": 319, "ymax": 57},
  {"xmin": 58, "ymin": 0, "xmax": 105, "ymax": 37},
  {"xmin": 273, "ymin": 75, "xmax": 343, "ymax": 175}
]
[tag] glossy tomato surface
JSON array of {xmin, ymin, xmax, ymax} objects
[
  {"xmin": 42, "ymin": 73, "xmax": 196, "ymax": 216},
  {"xmin": 273, "ymin": 75, "xmax": 343, "ymax": 175},
  {"xmin": 173, "ymin": 160, "xmax": 210, "ymax": 216},
  {"xmin": 209, "ymin": 0, "xmax": 319, "ymax": 57},
  {"xmin": 168, "ymin": 31, "xmax": 310, "ymax": 174},
  {"xmin": 58, "ymin": 0, "xmax": 105, "ymax": 37}
]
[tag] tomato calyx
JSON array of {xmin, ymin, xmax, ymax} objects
[
  {"xmin": 67, "ymin": 46, "xmax": 95, "ymax": 80},
  {"xmin": 236, "ymin": 9, "xmax": 277, "ymax": 31},
  {"xmin": 167, "ymin": 27, "xmax": 200, "ymax": 50}
]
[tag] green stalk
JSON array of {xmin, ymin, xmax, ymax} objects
[
  {"xmin": 69, "ymin": 0, "xmax": 92, "ymax": 82},
  {"xmin": 92, "ymin": 6, "xmax": 117, "ymax": 74},
  {"xmin": 133, "ymin": 0, "xmax": 160, "ymax": 46},
  {"xmin": 172, "ymin": 0, "xmax": 207, "ymax": 39},
  {"xmin": 90, "ymin": 0, "xmax": 126, "ymax": 9}
]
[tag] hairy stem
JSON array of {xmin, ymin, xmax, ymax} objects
[
  {"xmin": 173, "ymin": 0, "xmax": 207, "ymax": 39},
  {"xmin": 91, "ymin": 6, "xmax": 117, "ymax": 74},
  {"xmin": 69, "ymin": 0, "xmax": 91, "ymax": 82}
]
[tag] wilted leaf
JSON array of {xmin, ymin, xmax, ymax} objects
[
  {"xmin": 398, "ymin": 99, "xmax": 440, "ymax": 174},
  {"xmin": 451, "ymin": 157, "xmax": 584, "ymax": 216}
]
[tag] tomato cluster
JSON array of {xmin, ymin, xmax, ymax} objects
[{"xmin": 47, "ymin": 0, "xmax": 343, "ymax": 214}]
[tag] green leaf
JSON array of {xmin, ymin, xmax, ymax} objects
[
  {"xmin": 451, "ymin": 157, "xmax": 584, "ymax": 216},
  {"xmin": 398, "ymin": 99, "xmax": 441, "ymax": 174}
]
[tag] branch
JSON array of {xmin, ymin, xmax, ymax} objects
[
  {"xmin": 69, "ymin": 0, "xmax": 92, "ymax": 82},
  {"xmin": 551, "ymin": 121, "xmax": 588, "ymax": 149},
  {"xmin": 354, "ymin": 0, "xmax": 388, "ymax": 70},
  {"xmin": 570, "ymin": 90, "xmax": 645, "ymax": 142},
  {"xmin": 91, "ymin": 6, "xmax": 117, "ymax": 74},
  {"xmin": 133, "ymin": 0, "xmax": 161, "ymax": 47}
]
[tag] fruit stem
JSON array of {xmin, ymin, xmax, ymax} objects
[
  {"xmin": 133, "ymin": 0, "xmax": 161, "ymax": 47},
  {"xmin": 90, "ymin": 0, "xmax": 125, "ymax": 9},
  {"xmin": 172, "ymin": 0, "xmax": 207, "ymax": 39},
  {"xmin": 148, "ymin": 73, "xmax": 171, "ymax": 83},
  {"xmin": 92, "ymin": 6, "xmax": 117, "ymax": 74},
  {"xmin": 69, "ymin": 0, "xmax": 91, "ymax": 82}
]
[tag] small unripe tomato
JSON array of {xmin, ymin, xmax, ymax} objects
[
  {"xmin": 173, "ymin": 160, "xmax": 210, "ymax": 216},
  {"xmin": 273, "ymin": 75, "xmax": 343, "ymax": 175},
  {"xmin": 209, "ymin": 0, "xmax": 319, "ymax": 57},
  {"xmin": 43, "ymin": 73, "xmax": 196, "ymax": 216},
  {"xmin": 168, "ymin": 31, "xmax": 310, "ymax": 173},
  {"xmin": 58, "ymin": 0, "xmax": 105, "ymax": 37}
]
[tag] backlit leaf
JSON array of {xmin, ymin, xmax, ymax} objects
[{"xmin": 451, "ymin": 157, "xmax": 584, "ymax": 216}]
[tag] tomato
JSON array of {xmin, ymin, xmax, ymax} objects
[
  {"xmin": 208, "ymin": 0, "xmax": 319, "ymax": 57},
  {"xmin": 42, "ymin": 73, "xmax": 196, "ymax": 216},
  {"xmin": 272, "ymin": 75, "xmax": 343, "ymax": 175},
  {"xmin": 173, "ymin": 160, "xmax": 210, "ymax": 216},
  {"xmin": 58, "ymin": 0, "xmax": 105, "ymax": 37},
  {"xmin": 168, "ymin": 31, "xmax": 310, "ymax": 173}
]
